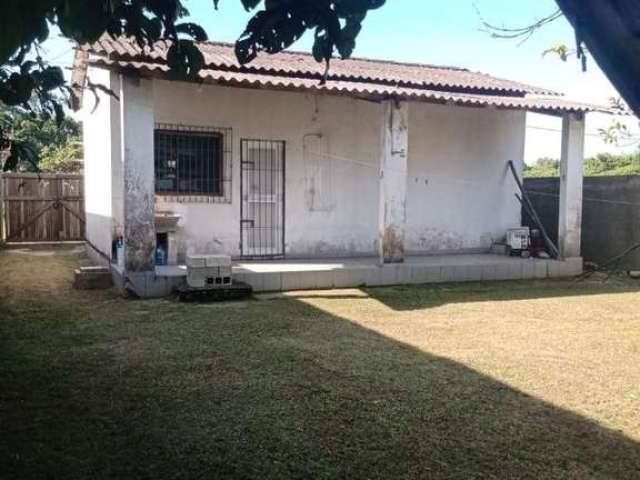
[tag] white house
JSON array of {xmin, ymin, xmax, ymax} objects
[{"xmin": 74, "ymin": 36, "xmax": 605, "ymax": 297}]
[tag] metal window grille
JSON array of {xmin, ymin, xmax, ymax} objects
[{"xmin": 154, "ymin": 123, "xmax": 232, "ymax": 203}]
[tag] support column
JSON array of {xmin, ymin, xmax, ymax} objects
[
  {"xmin": 378, "ymin": 99, "xmax": 409, "ymax": 264},
  {"xmin": 558, "ymin": 112, "xmax": 585, "ymax": 259},
  {"xmin": 119, "ymin": 74, "xmax": 156, "ymax": 273}
]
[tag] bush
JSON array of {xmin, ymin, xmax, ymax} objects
[
  {"xmin": 38, "ymin": 140, "xmax": 83, "ymax": 173},
  {"xmin": 524, "ymin": 153, "xmax": 640, "ymax": 177}
]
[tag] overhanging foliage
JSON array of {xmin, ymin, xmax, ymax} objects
[{"xmin": 1, "ymin": 0, "xmax": 385, "ymax": 170}]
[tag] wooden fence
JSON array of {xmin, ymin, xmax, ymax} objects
[{"xmin": 0, "ymin": 173, "xmax": 85, "ymax": 242}]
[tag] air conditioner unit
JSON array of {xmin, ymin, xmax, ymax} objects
[{"xmin": 186, "ymin": 254, "xmax": 232, "ymax": 289}]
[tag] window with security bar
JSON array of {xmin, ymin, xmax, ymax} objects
[{"xmin": 154, "ymin": 124, "xmax": 232, "ymax": 203}]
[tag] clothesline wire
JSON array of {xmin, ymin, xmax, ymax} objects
[{"xmin": 305, "ymin": 150, "xmax": 640, "ymax": 208}]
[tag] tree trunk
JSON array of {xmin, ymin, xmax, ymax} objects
[{"xmin": 555, "ymin": 0, "xmax": 640, "ymax": 116}]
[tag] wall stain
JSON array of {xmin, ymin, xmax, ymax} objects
[
  {"xmin": 382, "ymin": 224, "xmax": 405, "ymax": 262},
  {"xmin": 124, "ymin": 171, "xmax": 155, "ymax": 272}
]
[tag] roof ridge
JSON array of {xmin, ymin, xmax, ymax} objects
[{"xmin": 197, "ymin": 39, "xmax": 469, "ymax": 72}]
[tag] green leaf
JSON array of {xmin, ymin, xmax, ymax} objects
[
  {"xmin": 0, "ymin": 72, "xmax": 36, "ymax": 105},
  {"xmin": 3, "ymin": 140, "xmax": 39, "ymax": 172},
  {"xmin": 56, "ymin": 0, "xmax": 110, "ymax": 44},
  {"xmin": 167, "ymin": 40, "xmax": 205, "ymax": 78},
  {"xmin": 35, "ymin": 66, "xmax": 65, "ymax": 91},
  {"xmin": 241, "ymin": 0, "xmax": 262, "ymax": 11},
  {"xmin": 336, "ymin": 16, "xmax": 363, "ymax": 59},
  {"xmin": 175, "ymin": 23, "xmax": 208, "ymax": 41},
  {"xmin": 312, "ymin": 32, "xmax": 332, "ymax": 63}
]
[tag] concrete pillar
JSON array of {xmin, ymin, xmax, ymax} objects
[
  {"xmin": 558, "ymin": 112, "xmax": 585, "ymax": 259},
  {"xmin": 378, "ymin": 99, "xmax": 409, "ymax": 264},
  {"xmin": 119, "ymin": 75, "xmax": 156, "ymax": 272}
]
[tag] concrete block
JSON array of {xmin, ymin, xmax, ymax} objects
[
  {"xmin": 343, "ymin": 268, "xmax": 370, "ymax": 288},
  {"xmin": 281, "ymin": 271, "xmax": 313, "ymax": 291},
  {"xmin": 534, "ymin": 261, "xmax": 549, "ymax": 279},
  {"xmin": 73, "ymin": 267, "xmax": 113, "ymax": 290},
  {"xmin": 547, "ymin": 261, "xmax": 562, "ymax": 278},
  {"xmin": 232, "ymin": 272, "xmax": 251, "ymax": 287},
  {"xmin": 147, "ymin": 276, "xmax": 181, "ymax": 298},
  {"xmin": 564, "ymin": 257, "xmax": 584, "ymax": 276},
  {"xmin": 379, "ymin": 264, "xmax": 400, "ymax": 286},
  {"xmin": 409, "ymin": 265, "xmax": 439, "ymax": 284},
  {"xmin": 426, "ymin": 265, "xmax": 443, "ymax": 283},
  {"xmin": 494, "ymin": 263, "xmax": 512, "ymax": 281},
  {"xmin": 407, "ymin": 265, "xmax": 426, "ymax": 284},
  {"xmin": 453, "ymin": 265, "xmax": 467, "ymax": 282},
  {"xmin": 121, "ymin": 271, "xmax": 183, "ymax": 298},
  {"xmin": 121, "ymin": 272, "xmax": 149, "ymax": 297},
  {"xmin": 521, "ymin": 261, "xmax": 535, "ymax": 279},
  {"xmin": 363, "ymin": 267, "xmax": 384, "ymax": 287},
  {"xmin": 312, "ymin": 270, "xmax": 335, "ymax": 290},
  {"xmin": 395, "ymin": 264, "xmax": 412, "ymax": 284},
  {"xmin": 333, "ymin": 269, "xmax": 354, "ymax": 288},
  {"xmin": 262, "ymin": 272, "xmax": 283, "ymax": 292},
  {"xmin": 244, "ymin": 272, "xmax": 282, "ymax": 292},
  {"xmin": 452, "ymin": 265, "xmax": 482, "ymax": 283},
  {"xmin": 547, "ymin": 259, "xmax": 582, "ymax": 278},
  {"xmin": 467, "ymin": 265, "xmax": 483, "ymax": 282},
  {"xmin": 440, "ymin": 266, "xmax": 455, "ymax": 283},
  {"xmin": 507, "ymin": 262, "xmax": 524, "ymax": 280},
  {"xmin": 481, "ymin": 265, "xmax": 498, "ymax": 281},
  {"xmin": 411, "ymin": 265, "xmax": 440, "ymax": 284}
]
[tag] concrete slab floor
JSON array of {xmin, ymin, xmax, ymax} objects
[{"xmin": 153, "ymin": 254, "xmax": 582, "ymax": 294}]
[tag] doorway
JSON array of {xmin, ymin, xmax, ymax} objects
[{"xmin": 240, "ymin": 139, "xmax": 285, "ymax": 258}]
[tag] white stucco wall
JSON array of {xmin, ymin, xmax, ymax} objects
[
  {"xmin": 406, "ymin": 104, "xmax": 526, "ymax": 253},
  {"xmin": 83, "ymin": 69, "xmax": 527, "ymax": 260},
  {"xmin": 153, "ymin": 80, "xmax": 382, "ymax": 259},
  {"xmin": 81, "ymin": 67, "xmax": 121, "ymax": 258}
]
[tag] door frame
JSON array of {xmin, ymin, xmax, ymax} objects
[{"xmin": 239, "ymin": 138, "xmax": 286, "ymax": 259}]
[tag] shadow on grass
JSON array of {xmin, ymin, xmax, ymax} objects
[
  {"xmin": 1, "ymin": 253, "xmax": 639, "ymax": 478},
  {"xmin": 363, "ymin": 276, "xmax": 640, "ymax": 311}
]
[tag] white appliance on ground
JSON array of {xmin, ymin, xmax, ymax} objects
[{"xmin": 506, "ymin": 227, "xmax": 531, "ymax": 251}]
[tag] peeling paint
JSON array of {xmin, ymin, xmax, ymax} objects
[
  {"xmin": 382, "ymin": 224, "xmax": 405, "ymax": 262},
  {"xmin": 119, "ymin": 75, "xmax": 156, "ymax": 273},
  {"xmin": 124, "ymin": 171, "xmax": 155, "ymax": 271},
  {"xmin": 379, "ymin": 100, "xmax": 409, "ymax": 263}
]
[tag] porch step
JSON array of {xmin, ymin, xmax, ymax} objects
[{"xmin": 73, "ymin": 266, "xmax": 113, "ymax": 290}]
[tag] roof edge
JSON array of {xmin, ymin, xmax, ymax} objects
[{"xmin": 85, "ymin": 57, "xmax": 615, "ymax": 116}]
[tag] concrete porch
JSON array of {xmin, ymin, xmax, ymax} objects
[{"xmin": 154, "ymin": 253, "xmax": 583, "ymax": 294}]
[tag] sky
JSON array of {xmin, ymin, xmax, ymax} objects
[{"xmin": 43, "ymin": 0, "xmax": 639, "ymax": 163}]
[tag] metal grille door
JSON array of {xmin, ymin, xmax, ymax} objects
[{"xmin": 240, "ymin": 139, "xmax": 285, "ymax": 258}]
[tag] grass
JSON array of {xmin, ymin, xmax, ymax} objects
[{"xmin": 1, "ymin": 246, "xmax": 640, "ymax": 479}]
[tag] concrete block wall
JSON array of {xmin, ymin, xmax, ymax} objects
[{"xmin": 524, "ymin": 175, "xmax": 640, "ymax": 269}]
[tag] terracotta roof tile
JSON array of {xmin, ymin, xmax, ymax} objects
[
  {"xmin": 80, "ymin": 36, "xmax": 613, "ymax": 115},
  {"xmin": 84, "ymin": 36, "xmax": 557, "ymax": 95}
]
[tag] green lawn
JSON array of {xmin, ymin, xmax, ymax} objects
[{"xmin": 1, "ymin": 246, "xmax": 640, "ymax": 479}]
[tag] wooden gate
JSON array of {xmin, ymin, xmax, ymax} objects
[{"xmin": 0, "ymin": 173, "xmax": 85, "ymax": 242}]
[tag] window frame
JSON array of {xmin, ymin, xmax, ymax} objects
[{"xmin": 153, "ymin": 123, "xmax": 233, "ymax": 204}]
